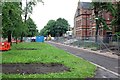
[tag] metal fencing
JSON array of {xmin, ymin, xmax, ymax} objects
[
  {"xmin": 53, "ymin": 34, "xmax": 120, "ymax": 56},
  {"xmin": 98, "ymin": 34, "xmax": 120, "ymax": 55}
]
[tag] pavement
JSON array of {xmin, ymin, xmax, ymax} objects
[{"xmin": 47, "ymin": 41, "xmax": 120, "ymax": 78}]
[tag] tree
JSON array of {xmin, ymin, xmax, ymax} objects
[
  {"xmin": 111, "ymin": 1, "xmax": 120, "ymax": 34},
  {"xmin": 0, "ymin": 2, "xmax": 2, "ymax": 39},
  {"xmin": 55, "ymin": 18, "xmax": 70, "ymax": 36},
  {"xmin": 39, "ymin": 28, "xmax": 45, "ymax": 36},
  {"xmin": 20, "ymin": 0, "xmax": 44, "ymax": 42},
  {"xmin": 26, "ymin": 17, "xmax": 38, "ymax": 37},
  {"xmin": 12, "ymin": 21, "xmax": 28, "ymax": 44},
  {"xmin": 92, "ymin": 1, "xmax": 116, "ymax": 43},
  {"xmin": 40, "ymin": 18, "xmax": 70, "ymax": 37},
  {"xmin": 2, "ymin": 2, "xmax": 23, "ymax": 44},
  {"xmin": 23, "ymin": 0, "xmax": 44, "ymax": 22},
  {"xmin": 40, "ymin": 20, "xmax": 56, "ymax": 36},
  {"xmin": 2, "ymin": 1, "xmax": 42, "ymax": 44}
]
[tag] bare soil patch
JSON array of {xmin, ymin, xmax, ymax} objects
[
  {"xmin": 15, "ymin": 48, "xmax": 38, "ymax": 50},
  {"xmin": 2, "ymin": 63, "xmax": 70, "ymax": 74}
]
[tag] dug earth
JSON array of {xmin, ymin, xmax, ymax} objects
[{"xmin": 2, "ymin": 63, "xmax": 70, "ymax": 74}]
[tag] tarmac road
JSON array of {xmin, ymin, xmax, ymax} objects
[{"xmin": 47, "ymin": 41, "xmax": 120, "ymax": 78}]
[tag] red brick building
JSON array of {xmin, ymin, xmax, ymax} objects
[
  {"xmin": 74, "ymin": 2, "xmax": 92, "ymax": 39},
  {"xmin": 74, "ymin": 1, "xmax": 113, "ymax": 39}
]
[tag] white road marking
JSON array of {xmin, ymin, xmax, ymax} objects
[
  {"xmin": 89, "ymin": 62, "xmax": 120, "ymax": 77},
  {"xmin": 68, "ymin": 51, "xmax": 120, "ymax": 77},
  {"xmin": 103, "ymin": 76, "xmax": 107, "ymax": 78}
]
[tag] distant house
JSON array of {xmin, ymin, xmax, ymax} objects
[{"xmin": 74, "ymin": 1, "xmax": 113, "ymax": 40}]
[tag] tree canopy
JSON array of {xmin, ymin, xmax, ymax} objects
[
  {"xmin": 2, "ymin": 1, "xmax": 41, "ymax": 43},
  {"xmin": 91, "ymin": 1, "xmax": 117, "ymax": 42},
  {"xmin": 26, "ymin": 17, "xmax": 39, "ymax": 37},
  {"xmin": 40, "ymin": 18, "xmax": 70, "ymax": 37},
  {"xmin": 111, "ymin": 1, "xmax": 120, "ymax": 34},
  {"xmin": 2, "ymin": 2, "xmax": 23, "ymax": 42}
]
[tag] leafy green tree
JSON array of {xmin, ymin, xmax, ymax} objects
[
  {"xmin": 111, "ymin": 1, "xmax": 120, "ymax": 34},
  {"xmin": 12, "ymin": 22, "xmax": 28, "ymax": 44},
  {"xmin": 23, "ymin": 0, "xmax": 44, "ymax": 22},
  {"xmin": 40, "ymin": 20, "xmax": 56, "ymax": 36},
  {"xmin": 92, "ymin": 2, "xmax": 116, "ymax": 42},
  {"xmin": 45, "ymin": 20, "xmax": 56, "ymax": 36},
  {"xmin": 0, "ymin": 2, "xmax": 2, "ymax": 39},
  {"xmin": 40, "ymin": 28, "xmax": 48, "ymax": 36},
  {"xmin": 26, "ymin": 17, "xmax": 38, "ymax": 37},
  {"xmin": 55, "ymin": 18, "xmax": 69, "ymax": 36},
  {"xmin": 2, "ymin": 2, "xmax": 22, "ymax": 44},
  {"xmin": 20, "ymin": 0, "xmax": 44, "ymax": 41},
  {"xmin": 40, "ymin": 18, "xmax": 69, "ymax": 37}
]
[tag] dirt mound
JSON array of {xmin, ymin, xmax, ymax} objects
[{"xmin": 2, "ymin": 63, "xmax": 70, "ymax": 74}]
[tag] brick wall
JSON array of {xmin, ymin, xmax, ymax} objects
[{"xmin": 74, "ymin": 2, "xmax": 114, "ymax": 38}]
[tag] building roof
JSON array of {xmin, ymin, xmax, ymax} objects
[
  {"xmin": 78, "ymin": 2, "xmax": 92, "ymax": 9},
  {"xmin": 74, "ymin": 2, "xmax": 92, "ymax": 17}
]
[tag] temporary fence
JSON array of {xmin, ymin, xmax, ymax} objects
[{"xmin": 53, "ymin": 34, "xmax": 120, "ymax": 56}]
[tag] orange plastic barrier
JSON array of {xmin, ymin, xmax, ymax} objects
[{"xmin": 0, "ymin": 42, "xmax": 11, "ymax": 51}]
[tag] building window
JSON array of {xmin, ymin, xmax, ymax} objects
[{"xmin": 78, "ymin": 9, "xmax": 80, "ymax": 16}]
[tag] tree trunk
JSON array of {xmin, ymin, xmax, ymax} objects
[
  {"xmin": 20, "ymin": 32, "xmax": 23, "ymax": 42},
  {"xmin": 25, "ymin": 0, "xmax": 27, "ymax": 23},
  {"xmin": 94, "ymin": 8, "xmax": 99, "ymax": 43},
  {"xmin": 20, "ymin": 0, "xmax": 27, "ymax": 42},
  {"xmin": 15, "ymin": 37, "xmax": 18, "ymax": 44},
  {"xmin": 8, "ymin": 31, "xmax": 12, "ymax": 45},
  {"xmin": 95, "ymin": 22, "xmax": 99, "ymax": 43}
]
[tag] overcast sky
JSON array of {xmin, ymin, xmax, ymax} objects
[{"xmin": 30, "ymin": 0, "xmax": 91, "ymax": 31}]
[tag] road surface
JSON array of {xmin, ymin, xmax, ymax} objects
[{"xmin": 47, "ymin": 41, "xmax": 120, "ymax": 78}]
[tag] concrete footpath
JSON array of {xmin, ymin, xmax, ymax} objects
[{"xmin": 47, "ymin": 41, "xmax": 120, "ymax": 78}]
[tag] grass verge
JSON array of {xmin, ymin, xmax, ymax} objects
[{"xmin": 2, "ymin": 42, "xmax": 96, "ymax": 78}]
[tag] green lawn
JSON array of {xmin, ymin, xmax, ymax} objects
[{"xmin": 2, "ymin": 42, "xmax": 96, "ymax": 78}]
